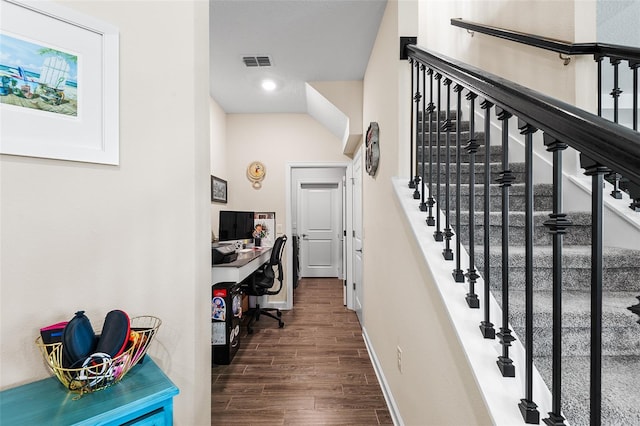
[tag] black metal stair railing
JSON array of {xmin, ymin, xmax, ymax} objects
[
  {"xmin": 404, "ymin": 42, "xmax": 640, "ymax": 426},
  {"xmin": 451, "ymin": 18, "xmax": 640, "ymax": 210}
]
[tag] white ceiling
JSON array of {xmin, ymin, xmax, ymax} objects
[{"xmin": 209, "ymin": 0, "xmax": 388, "ymax": 114}]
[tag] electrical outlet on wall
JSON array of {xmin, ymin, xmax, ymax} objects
[{"xmin": 397, "ymin": 346, "xmax": 403, "ymax": 373}]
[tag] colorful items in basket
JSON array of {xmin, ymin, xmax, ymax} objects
[
  {"xmin": 37, "ymin": 311, "xmax": 161, "ymax": 395},
  {"xmin": 62, "ymin": 310, "xmax": 130, "ymax": 368}
]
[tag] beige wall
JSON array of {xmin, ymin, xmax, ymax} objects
[
  {"xmin": 0, "ymin": 1, "xmax": 603, "ymax": 425},
  {"xmin": 0, "ymin": 2, "xmax": 211, "ymax": 425},
  {"xmin": 224, "ymin": 113, "xmax": 349, "ymax": 302},
  {"xmin": 210, "ymin": 97, "xmax": 227, "ymax": 238},
  {"xmin": 308, "ymin": 80, "xmax": 364, "ymax": 140},
  {"xmin": 225, "ymin": 113, "xmax": 348, "ymax": 209},
  {"xmin": 362, "ymin": 0, "xmax": 604, "ymax": 423},
  {"xmin": 419, "ymin": 0, "xmax": 586, "ymax": 105},
  {"xmin": 361, "ymin": 1, "xmax": 491, "ymax": 424},
  {"xmin": 419, "ymin": 0, "xmax": 596, "ymax": 179}
]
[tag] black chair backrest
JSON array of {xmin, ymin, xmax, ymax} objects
[{"xmin": 269, "ymin": 235, "xmax": 287, "ymax": 266}]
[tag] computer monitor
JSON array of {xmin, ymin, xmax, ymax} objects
[{"xmin": 218, "ymin": 210, "xmax": 254, "ymax": 242}]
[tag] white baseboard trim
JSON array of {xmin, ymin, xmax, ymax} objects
[
  {"xmin": 362, "ymin": 326, "xmax": 404, "ymax": 426},
  {"xmin": 262, "ymin": 299, "xmax": 289, "ymax": 310}
]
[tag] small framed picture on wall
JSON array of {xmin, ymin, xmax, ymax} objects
[{"xmin": 211, "ymin": 176, "xmax": 227, "ymax": 203}]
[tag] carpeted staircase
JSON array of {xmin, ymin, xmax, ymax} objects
[{"xmin": 418, "ymin": 112, "xmax": 640, "ymax": 425}]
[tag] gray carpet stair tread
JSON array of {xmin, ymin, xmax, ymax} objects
[
  {"xmin": 476, "ymin": 245, "xmax": 640, "ymax": 269},
  {"xmin": 439, "ymin": 182, "xmax": 553, "ymax": 195},
  {"xmin": 420, "ymin": 116, "xmax": 640, "ymax": 425},
  {"xmin": 533, "ymin": 355, "xmax": 640, "ymax": 426},
  {"xmin": 505, "ymin": 290, "xmax": 640, "ymax": 327}
]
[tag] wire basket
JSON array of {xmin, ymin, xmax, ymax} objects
[{"xmin": 36, "ymin": 315, "xmax": 161, "ymax": 396}]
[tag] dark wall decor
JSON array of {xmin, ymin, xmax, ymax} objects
[
  {"xmin": 211, "ymin": 175, "xmax": 227, "ymax": 203},
  {"xmin": 366, "ymin": 122, "xmax": 380, "ymax": 176}
]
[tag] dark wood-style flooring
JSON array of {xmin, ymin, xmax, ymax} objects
[{"xmin": 212, "ymin": 278, "xmax": 393, "ymax": 425}]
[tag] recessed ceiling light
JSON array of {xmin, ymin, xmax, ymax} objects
[{"xmin": 261, "ymin": 79, "xmax": 277, "ymax": 91}]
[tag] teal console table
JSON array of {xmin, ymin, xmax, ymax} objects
[{"xmin": 0, "ymin": 357, "xmax": 178, "ymax": 425}]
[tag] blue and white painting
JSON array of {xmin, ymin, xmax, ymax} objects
[{"xmin": 0, "ymin": 32, "xmax": 78, "ymax": 116}]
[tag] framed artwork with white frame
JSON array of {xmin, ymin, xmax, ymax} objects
[{"xmin": 0, "ymin": 0, "xmax": 119, "ymax": 165}]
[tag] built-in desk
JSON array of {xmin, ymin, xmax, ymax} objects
[
  {"xmin": 211, "ymin": 246, "xmax": 272, "ymax": 284},
  {"xmin": 0, "ymin": 357, "xmax": 178, "ymax": 425}
]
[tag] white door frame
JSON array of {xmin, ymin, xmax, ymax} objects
[
  {"xmin": 284, "ymin": 162, "xmax": 353, "ymax": 310},
  {"xmin": 352, "ymin": 147, "xmax": 363, "ymax": 323}
]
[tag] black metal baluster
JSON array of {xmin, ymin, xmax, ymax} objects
[
  {"xmin": 426, "ymin": 69, "xmax": 436, "ymax": 226},
  {"xmin": 628, "ymin": 188, "xmax": 640, "ymax": 317},
  {"xmin": 542, "ymin": 134, "xmax": 571, "ymax": 426},
  {"xmin": 495, "ymin": 106, "xmax": 516, "ymax": 378},
  {"xmin": 518, "ymin": 119, "xmax": 540, "ymax": 424},
  {"xmin": 479, "ymin": 99, "xmax": 495, "ymax": 339},
  {"xmin": 629, "ymin": 296, "xmax": 640, "ymax": 324},
  {"xmin": 443, "ymin": 78, "xmax": 454, "ymax": 259},
  {"xmin": 420, "ymin": 65, "xmax": 427, "ymax": 211},
  {"xmin": 611, "ymin": 58, "xmax": 622, "ymax": 124},
  {"xmin": 464, "ymin": 92, "xmax": 480, "ymax": 307},
  {"xmin": 604, "ymin": 58, "xmax": 624, "ymax": 199},
  {"xmin": 413, "ymin": 61, "xmax": 422, "ymax": 198},
  {"xmin": 607, "ymin": 172, "xmax": 622, "ymax": 199},
  {"xmin": 580, "ymin": 154, "xmax": 608, "ymax": 426},
  {"xmin": 624, "ymin": 181, "xmax": 640, "ymax": 211},
  {"xmin": 596, "ymin": 55, "xmax": 603, "ymax": 117},
  {"xmin": 452, "ymin": 84, "xmax": 465, "ymax": 283},
  {"xmin": 434, "ymin": 73, "xmax": 444, "ymax": 241},
  {"xmin": 409, "ymin": 58, "xmax": 415, "ymax": 189},
  {"xmin": 632, "ymin": 60, "xmax": 638, "ymax": 131}
]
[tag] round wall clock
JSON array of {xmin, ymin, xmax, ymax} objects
[
  {"xmin": 366, "ymin": 122, "xmax": 380, "ymax": 176},
  {"xmin": 247, "ymin": 161, "xmax": 266, "ymax": 189}
]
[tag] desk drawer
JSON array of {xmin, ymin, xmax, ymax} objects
[{"xmin": 122, "ymin": 407, "xmax": 167, "ymax": 426}]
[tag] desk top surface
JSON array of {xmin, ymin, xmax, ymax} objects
[{"xmin": 212, "ymin": 246, "xmax": 272, "ymax": 268}]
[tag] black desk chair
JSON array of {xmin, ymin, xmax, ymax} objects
[{"xmin": 241, "ymin": 235, "xmax": 287, "ymax": 334}]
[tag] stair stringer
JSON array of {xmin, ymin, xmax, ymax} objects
[{"xmin": 392, "ymin": 176, "xmax": 555, "ymax": 426}]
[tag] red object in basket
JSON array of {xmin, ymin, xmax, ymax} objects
[{"xmin": 39, "ymin": 321, "xmax": 68, "ymax": 345}]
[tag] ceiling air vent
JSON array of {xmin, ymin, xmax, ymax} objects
[
  {"xmin": 242, "ymin": 56, "xmax": 272, "ymax": 67},
  {"xmin": 256, "ymin": 56, "xmax": 271, "ymax": 66}
]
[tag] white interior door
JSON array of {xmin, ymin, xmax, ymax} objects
[
  {"xmin": 352, "ymin": 150, "xmax": 364, "ymax": 323},
  {"xmin": 299, "ymin": 182, "xmax": 342, "ymax": 277}
]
